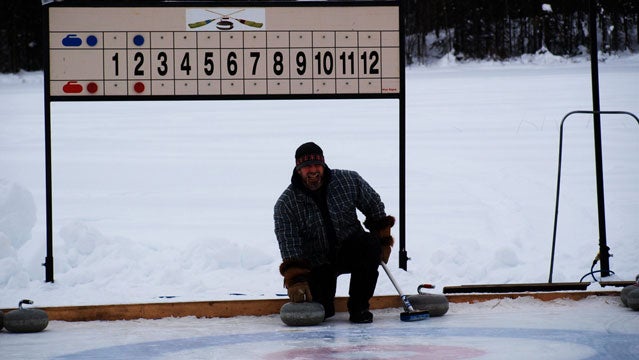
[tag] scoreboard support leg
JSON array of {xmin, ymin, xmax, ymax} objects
[
  {"xmin": 43, "ymin": 4, "xmax": 54, "ymax": 283},
  {"xmin": 44, "ymin": 99, "xmax": 54, "ymax": 283},
  {"xmin": 398, "ymin": 0, "xmax": 408, "ymax": 271}
]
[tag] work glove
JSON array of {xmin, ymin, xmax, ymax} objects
[
  {"xmin": 287, "ymin": 281, "xmax": 313, "ymax": 302},
  {"xmin": 364, "ymin": 215, "xmax": 395, "ymax": 264},
  {"xmin": 279, "ymin": 259, "xmax": 313, "ymax": 303}
]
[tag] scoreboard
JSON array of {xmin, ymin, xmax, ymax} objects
[{"xmin": 46, "ymin": 3, "xmax": 402, "ymax": 100}]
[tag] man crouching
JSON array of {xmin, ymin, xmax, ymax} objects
[{"xmin": 274, "ymin": 142, "xmax": 394, "ymax": 323}]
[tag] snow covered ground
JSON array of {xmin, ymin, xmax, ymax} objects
[
  {"xmin": 2, "ymin": 296, "xmax": 638, "ymax": 359},
  {"xmin": 1, "ymin": 52, "xmax": 638, "ymax": 308}
]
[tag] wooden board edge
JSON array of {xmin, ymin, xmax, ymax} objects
[
  {"xmin": 445, "ymin": 291, "xmax": 619, "ymax": 303},
  {"xmin": 1, "ymin": 291, "xmax": 620, "ymax": 322},
  {"xmin": 443, "ymin": 282, "xmax": 590, "ymax": 294}
]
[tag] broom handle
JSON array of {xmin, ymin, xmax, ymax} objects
[
  {"xmin": 380, "ymin": 262, "xmax": 405, "ymax": 296},
  {"xmin": 381, "ymin": 262, "xmax": 416, "ymax": 312},
  {"xmin": 381, "ymin": 261, "xmax": 417, "ymax": 313}
]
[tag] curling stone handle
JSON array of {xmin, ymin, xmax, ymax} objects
[
  {"xmin": 19, "ymin": 299, "xmax": 34, "ymax": 309},
  {"xmin": 417, "ymin": 284, "xmax": 435, "ymax": 294}
]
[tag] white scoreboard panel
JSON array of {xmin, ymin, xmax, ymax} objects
[{"xmin": 47, "ymin": 3, "xmax": 401, "ymax": 99}]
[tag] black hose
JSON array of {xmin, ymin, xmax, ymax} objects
[{"xmin": 580, "ymin": 269, "xmax": 615, "ymax": 283}]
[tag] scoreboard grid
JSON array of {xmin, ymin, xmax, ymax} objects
[{"xmin": 49, "ymin": 29, "xmax": 400, "ymax": 99}]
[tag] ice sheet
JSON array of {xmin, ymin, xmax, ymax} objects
[{"xmin": 2, "ymin": 296, "xmax": 637, "ymax": 360}]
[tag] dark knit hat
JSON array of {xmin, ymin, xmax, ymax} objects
[{"xmin": 295, "ymin": 142, "xmax": 325, "ymax": 170}]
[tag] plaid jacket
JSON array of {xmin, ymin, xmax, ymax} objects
[{"xmin": 274, "ymin": 168, "xmax": 387, "ymax": 267}]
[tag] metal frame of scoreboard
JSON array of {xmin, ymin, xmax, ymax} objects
[{"xmin": 42, "ymin": 0, "xmax": 407, "ymax": 282}]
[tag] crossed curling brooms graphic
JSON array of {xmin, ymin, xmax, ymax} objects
[{"xmin": 188, "ymin": 9, "xmax": 263, "ymax": 30}]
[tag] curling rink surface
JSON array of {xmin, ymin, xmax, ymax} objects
[{"xmin": 2, "ymin": 296, "xmax": 638, "ymax": 359}]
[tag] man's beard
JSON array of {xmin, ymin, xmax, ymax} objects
[{"xmin": 303, "ymin": 172, "xmax": 323, "ymax": 191}]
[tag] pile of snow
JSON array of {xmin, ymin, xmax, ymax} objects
[{"xmin": 0, "ymin": 180, "xmax": 36, "ymax": 288}]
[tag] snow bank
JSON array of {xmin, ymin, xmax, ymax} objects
[{"xmin": 0, "ymin": 179, "xmax": 36, "ymax": 288}]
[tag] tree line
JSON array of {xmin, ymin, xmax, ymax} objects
[
  {"xmin": 405, "ymin": 0, "xmax": 638, "ymax": 63},
  {"xmin": 1, "ymin": 0, "xmax": 638, "ymax": 72}
]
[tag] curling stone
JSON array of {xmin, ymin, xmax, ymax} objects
[
  {"xmin": 280, "ymin": 302, "xmax": 324, "ymax": 326},
  {"xmin": 620, "ymin": 284, "xmax": 638, "ymax": 307},
  {"xmin": 627, "ymin": 288, "xmax": 639, "ymax": 311},
  {"xmin": 4, "ymin": 299, "xmax": 49, "ymax": 333},
  {"xmin": 405, "ymin": 284, "xmax": 449, "ymax": 317}
]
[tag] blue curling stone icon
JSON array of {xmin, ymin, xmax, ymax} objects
[{"xmin": 62, "ymin": 34, "xmax": 82, "ymax": 47}]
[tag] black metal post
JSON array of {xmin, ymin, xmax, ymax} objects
[
  {"xmin": 398, "ymin": 0, "xmax": 408, "ymax": 270},
  {"xmin": 44, "ymin": 106, "xmax": 54, "ymax": 283},
  {"xmin": 43, "ymin": 4, "xmax": 54, "ymax": 282},
  {"xmin": 588, "ymin": 0, "xmax": 611, "ymax": 277}
]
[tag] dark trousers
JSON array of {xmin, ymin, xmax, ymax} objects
[{"xmin": 308, "ymin": 231, "xmax": 381, "ymax": 317}]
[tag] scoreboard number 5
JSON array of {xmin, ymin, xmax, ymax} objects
[{"xmin": 203, "ymin": 52, "xmax": 215, "ymax": 76}]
